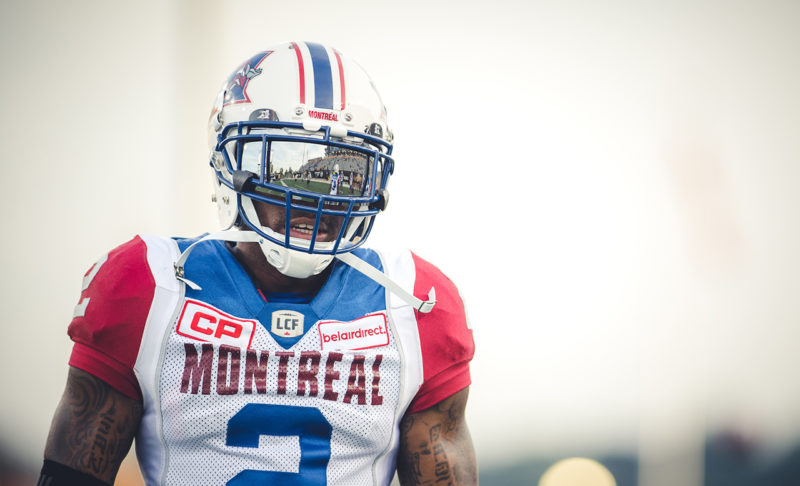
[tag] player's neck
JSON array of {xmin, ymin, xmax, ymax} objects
[{"xmin": 229, "ymin": 241, "xmax": 330, "ymax": 296}]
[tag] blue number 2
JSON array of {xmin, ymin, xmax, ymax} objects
[{"xmin": 226, "ymin": 403, "xmax": 332, "ymax": 485}]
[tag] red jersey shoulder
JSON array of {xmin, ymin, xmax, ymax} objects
[
  {"xmin": 409, "ymin": 252, "xmax": 475, "ymax": 412},
  {"xmin": 411, "ymin": 252, "xmax": 470, "ymax": 330},
  {"xmin": 67, "ymin": 235, "xmax": 157, "ymax": 400}
]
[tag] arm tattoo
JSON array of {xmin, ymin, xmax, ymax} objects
[
  {"xmin": 397, "ymin": 388, "xmax": 477, "ymax": 486},
  {"xmin": 44, "ymin": 367, "xmax": 143, "ymax": 484}
]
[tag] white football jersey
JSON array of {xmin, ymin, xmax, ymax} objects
[{"xmin": 67, "ymin": 235, "xmax": 474, "ymax": 486}]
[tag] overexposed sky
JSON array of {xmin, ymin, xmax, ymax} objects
[{"xmin": 1, "ymin": 0, "xmax": 799, "ymax": 475}]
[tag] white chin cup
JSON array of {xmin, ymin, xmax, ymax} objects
[
  {"xmin": 239, "ymin": 197, "xmax": 335, "ymax": 278},
  {"xmin": 257, "ymin": 238, "xmax": 334, "ymax": 278}
]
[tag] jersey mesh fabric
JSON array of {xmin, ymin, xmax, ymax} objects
[
  {"xmin": 155, "ymin": 240, "xmax": 402, "ymax": 485},
  {"xmin": 68, "ymin": 235, "xmax": 472, "ymax": 485},
  {"xmin": 159, "ymin": 337, "xmax": 401, "ymax": 484}
]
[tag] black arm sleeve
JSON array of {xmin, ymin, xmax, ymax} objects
[{"xmin": 38, "ymin": 459, "xmax": 112, "ymax": 486}]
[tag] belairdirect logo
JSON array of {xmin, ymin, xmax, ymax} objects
[{"xmin": 318, "ymin": 313, "xmax": 389, "ymax": 351}]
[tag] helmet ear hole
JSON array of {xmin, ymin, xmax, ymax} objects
[
  {"xmin": 213, "ymin": 176, "xmax": 238, "ymax": 230},
  {"xmin": 212, "ymin": 110, "xmax": 223, "ymax": 132}
]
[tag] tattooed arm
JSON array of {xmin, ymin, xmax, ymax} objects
[
  {"xmin": 43, "ymin": 366, "xmax": 143, "ymax": 485},
  {"xmin": 397, "ymin": 387, "xmax": 477, "ymax": 486}
]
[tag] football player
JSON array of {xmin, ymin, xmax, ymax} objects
[
  {"xmin": 40, "ymin": 41, "xmax": 476, "ymax": 486},
  {"xmin": 329, "ymin": 163, "xmax": 342, "ymax": 195}
]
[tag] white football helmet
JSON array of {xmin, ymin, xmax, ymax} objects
[{"xmin": 208, "ymin": 41, "xmax": 394, "ymax": 278}]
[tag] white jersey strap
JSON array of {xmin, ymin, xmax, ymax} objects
[
  {"xmin": 174, "ymin": 230, "xmax": 261, "ymax": 290},
  {"xmin": 335, "ymin": 251, "xmax": 436, "ymax": 313}
]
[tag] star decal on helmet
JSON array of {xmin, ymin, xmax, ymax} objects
[{"xmin": 223, "ymin": 51, "xmax": 272, "ymax": 106}]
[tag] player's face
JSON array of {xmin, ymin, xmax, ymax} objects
[{"xmin": 252, "ymin": 200, "xmax": 343, "ymax": 242}]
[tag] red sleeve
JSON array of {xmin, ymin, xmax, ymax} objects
[
  {"xmin": 67, "ymin": 236, "xmax": 156, "ymax": 401},
  {"xmin": 407, "ymin": 252, "xmax": 475, "ymax": 413}
]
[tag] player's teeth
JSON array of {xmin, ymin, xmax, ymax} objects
[{"xmin": 292, "ymin": 224, "xmax": 313, "ymax": 234}]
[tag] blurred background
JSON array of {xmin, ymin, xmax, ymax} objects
[{"xmin": 1, "ymin": 0, "xmax": 799, "ymax": 485}]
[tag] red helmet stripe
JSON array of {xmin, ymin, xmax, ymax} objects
[
  {"xmin": 334, "ymin": 49, "xmax": 346, "ymax": 110},
  {"xmin": 291, "ymin": 41, "xmax": 306, "ymax": 104}
]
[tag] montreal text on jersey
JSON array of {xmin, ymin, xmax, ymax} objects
[{"xmin": 180, "ymin": 343, "xmax": 385, "ymax": 406}]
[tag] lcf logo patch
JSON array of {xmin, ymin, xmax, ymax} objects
[
  {"xmin": 223, "ymin": 51, "xmax": 272, "ymax": 106},
  {"xmin": 271, "ymin": 310, "xmax": 304, "ymax": 338}
]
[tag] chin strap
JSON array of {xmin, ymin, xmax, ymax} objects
[
  {"xmin": 335, "ymin": 251, "xmax": 436, "ymax": 313},
  {"xmin": 174, "ymin": 231, "xmax": 437, "ymax": 313}
]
